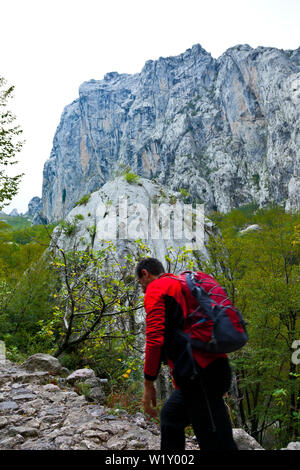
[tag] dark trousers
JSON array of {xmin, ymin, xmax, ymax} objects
[{"xmin": 160, "ymin": 358, "xmax": 238, "ymax": 451}]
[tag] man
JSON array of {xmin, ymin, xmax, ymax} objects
[{"xmin": 136, "ymin": 257, "xmax": 238, "ymax": 451}]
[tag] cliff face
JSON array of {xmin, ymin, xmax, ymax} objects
[
  {"xmin": 50, "ymin": 176, "xmax": 212, "ymax": 267},
  {"xmin": 42, "ymin": 44, "xmax": 300, "ymax": 222}
]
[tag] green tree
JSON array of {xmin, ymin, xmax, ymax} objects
[
  {"xmin": 200, "ymin": 205, "xmax": 300, "ymax": 448},
  {"xmin": 45, "ymin": 236, "xmax": 150, "ymax": 358},
  {"xmin": 0, "ymin": 220, "xmax": 58, "ymax": 358},
  {"xmin": 2, "ymin": 252, "xmax": 60, "ymax": 356},
  {"xmin": 0, "ymin": 77, "xmax": 24, "ymax": 209}
]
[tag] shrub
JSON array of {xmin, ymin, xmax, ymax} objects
[
  {"xmin": 74, "ymin": 194, "xmax": 91, "ymax": 207},
  {"xmin": 59, "ymin": 220, "xmax": 77, "ymax": 237},
  {"xmin": 125, "ymin": 172, "xmax": 140, "ymax": 184}
]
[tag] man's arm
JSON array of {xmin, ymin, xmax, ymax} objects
[
  {"xmin": 142, "ymin": 378, "xmax": 157, "ymax": 418},
  {"xmin": 143, "ymin": 282, "xmax": 166, "ymax": 417},
  {"xmin": 144, "ymin": 283, "xmax": 166, "ymax": 380}
]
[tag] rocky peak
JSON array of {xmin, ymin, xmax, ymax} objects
[
  {"xmin": 40, "ymin": 43, "xmax": 300, "ymax": 223},
  {"xmin": 25, "ymin": 196, "xmax": 42, "ymax": 218},
  {"xmin": 8, "ymin": 209, "xmax": 19, "ymax": 217}
]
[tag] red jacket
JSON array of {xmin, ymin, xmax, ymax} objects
[{"xmin": 144, "ymin": 273, "xmax": 226, "ymax": 386}]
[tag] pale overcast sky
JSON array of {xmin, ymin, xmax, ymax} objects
[{"xmin": 1, "ymin": 0, "xmax": 299, "ymax": 214}]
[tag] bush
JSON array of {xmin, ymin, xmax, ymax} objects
[
  {"xmin": 74, "ymin": 194, "xmax": 91, "ymax": 207},
  {"xmin": 179, "ymin": 188, "xmax": 189, "ymax": 198},
  {"xmin": 125, "ymin": 172, "xmax": 140, "ymax": 184}
]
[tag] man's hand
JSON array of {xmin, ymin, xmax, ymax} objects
[{"xmin": 142, "ymin": 379, "xmax": 158, "ymax": 418}]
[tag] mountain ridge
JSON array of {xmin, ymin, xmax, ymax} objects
[{"xmin": 41, "ymin": 42, "xmax": 300, "ymax": 223}]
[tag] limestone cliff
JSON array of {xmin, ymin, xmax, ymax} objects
[
  {"xmin": 50, "ymin": 176, "xmax": 212, "ymax": 267},
  {"xmin": 42, "ymin": 43, "xmax": 300, "ymax": 222}
]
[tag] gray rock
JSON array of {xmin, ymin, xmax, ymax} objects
[
  {"xmin": 20, "ymin": 406, "xmax": 37, "ymax": 416},
  {"xmin": 0, "ymin": 434, "xmax": 25, "ymax": 449},
  {"xmin": 106, "ymin": 435, "xmax": 127, "ymax": 450},
  {"xmin": 66, "ymin": 368, "xmax": 96, "ymax": 384},
  {"xmin": 85, "ymin": 405, "xmax": 106, "ymax": 418},
  {"xmin": 19, "ymin": 439, "xmax": 56, "ymax": 450},
  {"xmin": 88, "ymin": 387, "xmax": 106, "ymax": 404},
  {"xmin": 21, "ymin": 353, "xmax": 67, "ymax": 375},
  {"xmin": 83, "ymin": 377, "xmax": 102, "ymax": 388},
  {"xmin": 54, "ymin": 435, "xmax": 74, "ymax": 447},
  {"xmin": 80, "ymin": 378, "xmax": 106, "ymax": 403},
  {"xmin": 0, "ymin": 417, "xmax": 8, "ymax": 429},
  {"xmin": 25, "ymin": 196, "xmax": 42, "ymax": 219},
  {"xmin": 42, "ymin": 384, "xmax": 61, "ymax": 392},
  {"xmin": 134, "ymin": 412, "xmax": 147, "ymax": 428},
  {"xmin": 12, "ymin": 386, "xmax": 35, "ymax": 394},
  {"xmin": 128, "ymin": 439, "xmax": 146, "ymax": 449},
  {"xmin": 8, "ymin": 426, "xmax": 39, "ymax": 438},
  {"xmin": 281, "ymin": 441, "xmax": 300, "ymax": 450},
  {"xmin": 74, "ymin": 439, "xmax": 102, "ymax": 450},
  {"xmin": 240, "ymin": 224, "xmax": 261, "ymax": 234},
  {"xmin": 233, "ymin": 428, "xmax": 264, "ymax": 450},
  {"xmin": 0, "ymin": 401, "xmax": 19, "ymax": 412},
  {"xmin": 81, "ymin": 429, "xmax": 110, "ymax": 441},
  {"xmin": 13, "ymin": 394, "xmax": 38, "ymax": 401}
]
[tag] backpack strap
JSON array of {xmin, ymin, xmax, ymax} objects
[{"xmin": 185, "ymin": 272, "xmax": 218, "ymax": 322}]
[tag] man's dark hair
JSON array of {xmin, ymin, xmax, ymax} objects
[{"xmin": 136, "ymin": 258, "xmax": 165, "ymax": 278}]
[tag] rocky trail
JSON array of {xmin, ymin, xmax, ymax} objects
[{"xmin": 0, "ymin": 353, "xmax": 294, "ymax": 451}]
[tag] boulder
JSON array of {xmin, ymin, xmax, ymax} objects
[
  {"xmin": 281, "ymin": 441, "xmax": 300, "ymax": 450},
  {"xmin": 233, "ymin": 428, "xmax": 264, "ymax": 450},
  {"xmin": 240, "ymin": 224, "xmax": 261, "ymax": 234},
  {"xmin": 21, "ymin": 354, "xmax": 68, "ymax": 376},
  {"xmin": 66, "ymin": 368, "xmax": 96, "ymax": 385},
  {"xmin": 81, "ymin": 377, "xmax": 106, "ymax": 404}
]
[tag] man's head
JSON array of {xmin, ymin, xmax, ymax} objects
[{"xmin": 135, "ymin": 258, "xmax": 165, "ymax": 293}]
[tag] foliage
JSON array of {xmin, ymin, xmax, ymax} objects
[
  {"xmin": 0, "ymin": 77, "xmax": 24, "ymax": 209},
  {"xmin": 0, "ymin": 221, "xmax": 59, "ymax": 358},
  {"xmin": 44, "ymin": 236, "xmax": 150, "ymax": 359},
  {"xmin": 74, "ymin": 194, "xmax": 91, "ymax": 207},
  {"xmin": 125, "ymin": 171, "xmax": 140, "ymax": 185},
  {"xmin": 74, "ymin": 382, "xmax": 93, "ymax": 400},
  {"xmin": 179, "ymin": 188, "xmax": 190, "ymax": 202},
  {"xmin": 169, "ymin": 195, "xmax": 177, "ymax": 205},
  {"xmin": 0, "ymin": 214, "xmax": 32, "ymax": 230},
  {"xmin": 58, "ymin": 214, "xmax": 84, "ymax": 237},
  {"xmin": 198, "ymin": 205, "xmax": 300, "ymax": 448},
  {"xmin": 164, "ymin": 245, "xmax": 196, "ymax": 273},
  {"xmin": 293, "ymin": 224, "xmax": 300, "ymax": 246}
]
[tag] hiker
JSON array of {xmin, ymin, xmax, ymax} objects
[{"xmin": 136, "ymin": 257, "xmax": 238, "ymax": 451}]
